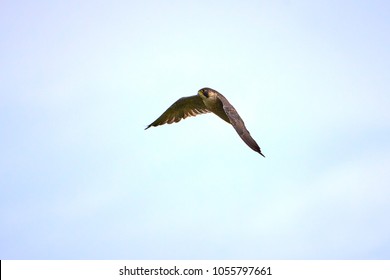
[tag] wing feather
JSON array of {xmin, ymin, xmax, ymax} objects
[
  {"xmin": 145, "ymin": 95, "xmax": 210, "ymax": 129},
  {"xmin": 216, "ymin": 93, "xmax": 265, "ymax": 157}
]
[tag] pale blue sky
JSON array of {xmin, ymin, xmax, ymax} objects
[{"xmin": 1, "ymin": 0, "xmax": 389, "ymax": 259}]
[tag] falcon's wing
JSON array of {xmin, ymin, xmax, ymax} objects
[
  {"xmin": 145, "ymin": 95, "xmax": 210, "ymax": 129},
  {"xmin": 217, "ymin": 94, "xmax": 265, "ymax": 157}
]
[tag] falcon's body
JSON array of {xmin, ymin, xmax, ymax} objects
[{"xmin": 145, "ymin": 87, "xmax": 265, "ymax": 157}]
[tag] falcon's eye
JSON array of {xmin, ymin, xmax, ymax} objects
[{"xmin": 203, "ymin": 91, "xmax": 209, "ymax": 98}]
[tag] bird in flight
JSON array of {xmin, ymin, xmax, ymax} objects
[{"xmin": 145, "ymin": 87, "xmax": 265, "ymax": 157}]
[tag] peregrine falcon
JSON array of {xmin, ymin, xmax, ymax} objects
[{"xmin": 145, "ymin": 87, "xmax": 265, "ymax": 157}]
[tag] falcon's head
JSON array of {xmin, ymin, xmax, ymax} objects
[{"xmin": 198, "ymin": 87, "xmax": 217, "ymax": 100}]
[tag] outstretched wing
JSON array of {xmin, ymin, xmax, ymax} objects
[
  {"xmin": 145, "ymin": 95, "xmax": 210, "ymax": 129},
  {"xmin": 216, "ymin": 93, "xmax": 265, "ymax": 157}
]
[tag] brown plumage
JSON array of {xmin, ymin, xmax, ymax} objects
[{"xmin": 145, "ymin": 87, "xmax": 265, "ymax": 157}]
